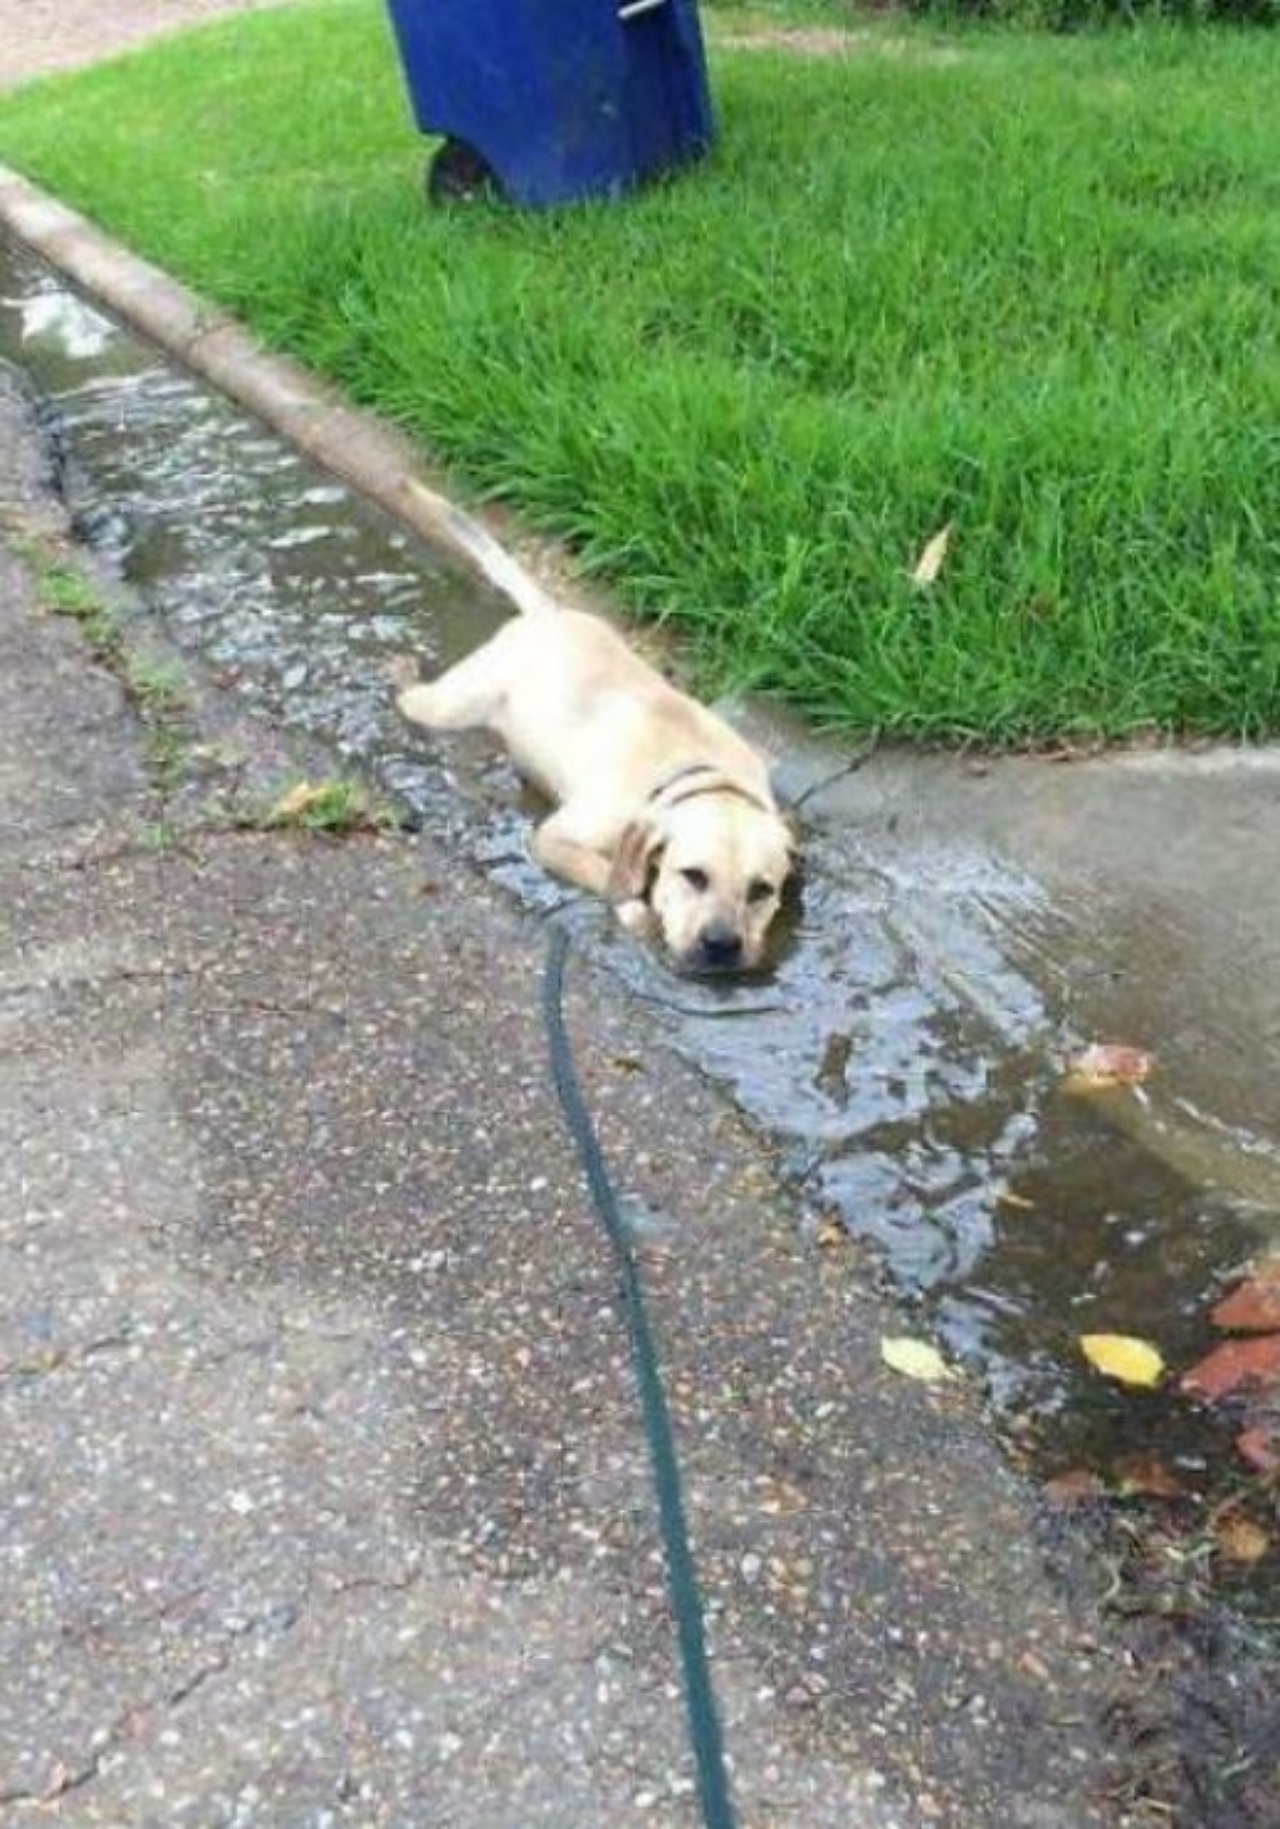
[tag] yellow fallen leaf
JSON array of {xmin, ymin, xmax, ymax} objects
[
  {"xmin": 910, "ymin": 522, "xmax": 953, "ymax": 588},
  {"xmin": 996, "ymin": 1188, "xmax": 1037, "ymax": 1212},
  {"xmin": 1214, "ymin": 1514, "xmax": 1270, "ymax": 1565},
  {"xmin": 271, "ymin": 780, "xmax": 324, "ymax": 820},
  {"xmin": 880, "ymin": 1336, "xmax": 957, "ymax": 1384},
  {"xmin": 1079, "ymin": 1333, "xmax": 1165, "ymax": 1388},
  {"xmin": 267, "ymin": 778, "xmax": 375, "ymax": 834}
]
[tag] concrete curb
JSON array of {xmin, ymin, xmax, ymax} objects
[
  {"xmin": 0, "ymin": 160, "xmax": 856, "ymax": 807},
  {"xmin": 0, "ymin": 163, "xmax": 564, "ymax": 620}
]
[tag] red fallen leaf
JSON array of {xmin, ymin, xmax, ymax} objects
[
  {"xmin": 1113, "ymin": 1454, "xmax": 1189, "ymax": 1500},
  {"xmin": 1236, "ymin": 1426, "xmax": 1280, "ymax": 1477},
  {"xmin": 1211, "ymin": 1267, "xmax": 1280, "ymax": 1334},
  {"xmin": 1180, "ymin": 1333, "xmax": 1280, "ymax": 1402},
  {"xmin": 1043, "ymin": 1467, "xmax": 1105, "ymax": 1508}
]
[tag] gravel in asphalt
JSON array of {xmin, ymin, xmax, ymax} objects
[{"xmin": 0, "ymin": 361, "xmax": 1130, "ymax": 1825}]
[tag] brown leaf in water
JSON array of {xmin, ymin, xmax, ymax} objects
[
  {"xmin": 1063, "ymin": 1044, "xmax": 1154, "ymax": 1094},
  {"xmin": 1213, "ymin": 1513, "xmax": 1271, "ymax": 1565},
  {"xmin": 1043, "ymin": 1468, "xmax": 1106, "ymax": 1508},
  {"xmin": 1180, "ymin": 1333, "xmax": 1280, "ymax": 1402},
  {"xmin": 1113, "ymin": 1454, "xmax": 1189, "ymax": 1500},
  {"xmin": 1236, "ymin": 1426, "xmax": 1280, "ymax": 1477},
  {"xmin": 1211, "ymin": 1266, "xmax": 1280, "ymax": 1334}
]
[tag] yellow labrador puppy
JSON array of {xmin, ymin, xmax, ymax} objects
[{"xmin": 398, "ymin": 604, "xmax": 795, "ymax": 975}]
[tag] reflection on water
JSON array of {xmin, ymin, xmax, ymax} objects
[{"xmin": 5, "ymin": 235, "xmax": 1278, "ymax": 1510}]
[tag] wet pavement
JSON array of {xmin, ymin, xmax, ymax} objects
[
  {"xmin": 0, "ymin": 359, "xmax": 1134, "ymax": 1824},
  {"xmin": 3, "ymin": 226, "xmax": 1280, "ymax": 1819},
  {"xmin": 6, "ymin": 237, "xmax": 1280, "ymax": 1526}
]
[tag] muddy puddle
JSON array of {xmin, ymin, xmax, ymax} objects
[{"xmin": 4, "ymin": 236, "xmax": 1279, "ymax": 1579}]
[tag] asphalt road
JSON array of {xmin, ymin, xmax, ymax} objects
[{"xmin": 0, "ymin": 351, "xmax": 1127, "ymax": 1824}]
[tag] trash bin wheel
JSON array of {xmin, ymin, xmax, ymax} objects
[{"xmin": 427, "ymin": 139, "xmax": 500, "ymax": 206}]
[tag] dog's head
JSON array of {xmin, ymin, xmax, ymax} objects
[{"xmin": 608, "ymin": 785, "xmax": 796, "ymax": 977}]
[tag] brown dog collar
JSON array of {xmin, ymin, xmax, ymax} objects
[{"xmin": 646, "ymin": 760, "xmax": 773, "ymax": 816}]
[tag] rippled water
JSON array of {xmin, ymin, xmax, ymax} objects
[{"xmin": 5, "ymin": 236, "xmax": 1276, "ymax": 1510}]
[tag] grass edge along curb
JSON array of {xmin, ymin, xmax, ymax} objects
[
  {"xmin": 0, "ymin": 162, "xmax": 569, "ymax": 625},
  {"xmin": 5, "ymin": 9, "xmax": 1280, "ymax": 753}
]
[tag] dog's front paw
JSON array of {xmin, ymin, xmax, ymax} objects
[
  {"xmin": 387, "ymin": 653, "xmax": 421, "ymax": 696},
  {"xmin": 397, "ymin": 681, "xmax": 440, "ymax": 728},
  {"xmin": 614, "ymin": 897, "xmax": 654, "ymax": 938}
]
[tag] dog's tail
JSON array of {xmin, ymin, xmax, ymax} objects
[{"xmin": 404, "ymin": 478, "xmax": 557, "ymax": 619}]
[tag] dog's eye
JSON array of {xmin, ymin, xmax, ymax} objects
[
  {"xmin": 746, "ymin": 879, "xmax": 776, "ymax": 906},
  {"xmin": 681, "ymin": 867, "xmax": 710, "ymax": 894}
]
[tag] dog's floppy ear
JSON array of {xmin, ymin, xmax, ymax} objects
[
  {"xmin": 780, "ymin": 815, "xmax": 804, "ymax": 903},
  {"xmin": 606, "ymin": 815, "xmax": 666, "ymax": 905}
]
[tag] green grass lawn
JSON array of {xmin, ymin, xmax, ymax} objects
[{"xmin": 1, "ymin": 1, "xmax": 1278, "ymax": 742}]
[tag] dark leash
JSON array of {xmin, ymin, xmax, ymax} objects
[{"xmin": 542, "ymin": 925, "xmax": 737, "ymax": 1829}]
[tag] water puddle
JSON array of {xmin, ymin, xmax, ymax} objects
[{"xmin": 5, "ymin": 237, "xmax": 1278, "ymax": 1576}]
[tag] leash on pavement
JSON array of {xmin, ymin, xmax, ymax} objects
[{"xmin": 542, "ymin": 925, "xmax": 737, "ymax": 1829}]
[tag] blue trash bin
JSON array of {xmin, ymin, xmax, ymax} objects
[{"xmin": 383, "ymin": 0, "xmax": 715, "ymax": 209}]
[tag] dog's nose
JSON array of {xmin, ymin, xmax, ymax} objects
[{"xmin": 697, "ymin": 923, "xmax": 744, "ymax": 972}]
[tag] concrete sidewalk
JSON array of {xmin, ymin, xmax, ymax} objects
[
  {"xmin": 0, "ymin": 339, "xmax": 1127, "ymax": 1823},
  {"xmin": 0, "ymin": 0, "xmax": 282, "ymax": 88}
]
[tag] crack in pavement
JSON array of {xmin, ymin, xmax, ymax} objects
[{"xmin": 0, "ymin": 1601, "xmax": 308, "ymax": 1817}]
